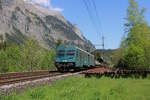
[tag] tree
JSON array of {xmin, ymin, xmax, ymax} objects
[
  {"xmin": 40, "ymin": 50, "xmax": 56, "ymax": 70},
  {"xmin": 116, "ymin": 0, "xmax": 150, "ymax": 69},
  {"xmin": 122, "ymin": 44, "xmax": 146, "ymax": 68},
  {"xmin": 125, "ymin": 0, "xmax": 146, "ymax": 32},
  {"xmin": 22, "ymin": 38, "xmax": 42, "ymax": 71},
  {"xmin": 0, "ymin": 50, "xmax": 8, "ymax": 72},
  {"xmin": 0, "ymin": 44, "xmax": 22, "ymax": 72},
  {"xmin": 56, "ymin": 39, "xmax": 63, "ymax": 47},
  {"xmin": 0, "ymin": 37, "xmax": 57, "ymax": 73},
  {"xmin": 0, "ymin": 33, "xmax": 6, "ymax": 51},
  {"xmin": 6, "ymin": 44, "xmax": 22, "ymax": 71}
]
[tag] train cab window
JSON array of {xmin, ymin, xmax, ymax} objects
[
  {"xmin": 67, "ymin": 50, "xmax": 75, "ymax": 56},
  {"xmin": 57, "ymin": 50, "xmax": 65, "ymax": 56}
]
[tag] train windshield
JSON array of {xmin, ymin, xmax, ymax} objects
[
  {"xmin": 57, "ymin": 50, "xmax": 65, "ymax": 56},
  {"xmin": 67, "ymin": 50, "xmax": 75, "ymax": 56}
]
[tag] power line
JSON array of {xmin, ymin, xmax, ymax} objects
[
  {"xmin": 83, "ymin": 0, "xmax": 105, "ymax": 50},
  {"xmin": 83, "ymin": 0, "xmax": 99, "ymax": 34},
  {"xmin": 91, "ymin": 0, "xmax": 104, "ymax": 36},
  {"xmin": 90, "ymin": 0, "xmax": 105, "ymax": 50}
]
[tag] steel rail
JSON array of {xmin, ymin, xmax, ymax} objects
[{"xmin": 0, "ymin": 71, "xmax": 62, "ymax": 86}]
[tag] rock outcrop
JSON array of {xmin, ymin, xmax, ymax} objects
[{"xmin": 0, "ymin": 0, "xmax": 95, "ymax": 50}]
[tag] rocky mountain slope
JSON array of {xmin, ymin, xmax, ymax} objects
[{"xmin": 0, "ymin": 0, "xmax": 95, "ymax": 50}]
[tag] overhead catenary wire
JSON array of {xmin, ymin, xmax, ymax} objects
[
  {"xmin": 91, "ymin": 0, "xmax": 104, "ymax": 36},
  {"xmin": 83, "ymin": 0, "xmax": 99, "ymax": 34},
  {"xmin": 83, "ymin": 0, "xmax": 105, "ymax": 49},
  {"xmin": 90, "ymin": 0, "xmax": 105, "ymax": 49},
  {"xmin": 90, "ymin": 0, "xmax": 105, "ymax": 50}
]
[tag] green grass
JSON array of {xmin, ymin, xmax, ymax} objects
[{"xmin": 1, "ymin": 76, "xmax": 150, "ymax": 100}]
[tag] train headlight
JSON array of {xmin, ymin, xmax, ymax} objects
[{"xmin": 63, "ymin": 60, "xmax": 67, "ymax": 62}]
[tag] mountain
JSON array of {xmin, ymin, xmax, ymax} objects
[{"xmin": 0, "ymin": 0, "xmax": 95, "ymax": 50}]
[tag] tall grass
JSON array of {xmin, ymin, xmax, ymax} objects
[{"xmin": 1, "ymin": 76, "xmax": 150, "ymax": 100}]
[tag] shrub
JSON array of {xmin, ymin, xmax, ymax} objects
[{"xmin": 0, "ymin": 38, "xmax": 56, "ymax": 73}]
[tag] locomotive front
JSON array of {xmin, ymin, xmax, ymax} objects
[{"xmin": 55, "ymin": 45, "xmax": 76, "ymax": 71}]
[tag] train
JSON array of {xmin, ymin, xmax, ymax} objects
[{"xmin": 55, "ymin": 44, "xmax": 95, "ymax": 71}]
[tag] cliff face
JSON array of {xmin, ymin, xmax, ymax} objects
[{"xmin": 0, "ymin": 0, "xmax": 95, "ymax": 50}]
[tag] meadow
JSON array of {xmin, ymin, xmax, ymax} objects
[{"xmin": 1, "ymin": 76, "xmax": 150, "ymax": 100}]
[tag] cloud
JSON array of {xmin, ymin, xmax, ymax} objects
[
  {"xmin": 32, "ymin": 0, "xmax": 48, "ymax": 5},
  {"xmin": 51, "ymin": 7, "xmax": 63, "ymax": 12},
  {"xmin": 30, "ymin": 0, "xmax": 63, "ymax": 12}
]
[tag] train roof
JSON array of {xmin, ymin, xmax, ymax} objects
[
  {"xmin": 76, "ymin": 46, "xmax": 94, "ymax": 57},
  {"xmin": 57, "ymin": 44, "xmax": 94, "ymax": 57}
]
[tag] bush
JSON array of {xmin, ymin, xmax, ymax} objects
[
  {"xmin": 0, "ymin": 39, "xmax": 56, "ymax": 73},
  {"xmin": 119, "ymin": 45, "xmax": 146, "ymax": 68},
  {"xmin": 40, "ymin": 50, "xmax": 56, "ymax": 70},
  {"xmin": 0, "ymin": 50, "xmax": 9, "ymax": 72}
]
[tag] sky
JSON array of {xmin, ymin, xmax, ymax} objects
[{"xmin": 31, "ymin": 0, "xmax": 150, "ymax": 49}]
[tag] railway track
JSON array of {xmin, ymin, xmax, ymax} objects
[
  {"xmin": 3, "ymin": 66, "xmax": 148, "ymax": 88},
  {"xmin": 0, "ymin": 68, "xmax": 93, "ymax": 87},
  {"xmin": 0, "ymin": 71, "xmax": 63, "ymax": 86},
  {"xmin": 0, "ymin": 70, "xmax": 85, "ymax": 95},
  {"xmin": 1, "ymin": 67, "xmax": 149, "ymax": 87}
]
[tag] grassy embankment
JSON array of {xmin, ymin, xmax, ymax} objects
[{"xmin": 1, "ymin": 76, "xmax": 150, "ymax": 100}]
